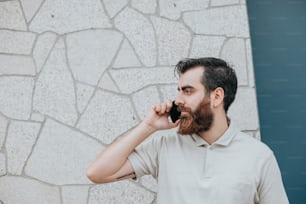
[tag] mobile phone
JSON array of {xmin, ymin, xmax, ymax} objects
[{"xmin": 169, "ymin": 101, "xmax": 181, "ymax": 123}]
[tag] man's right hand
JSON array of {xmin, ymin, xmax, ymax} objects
[
  {"xmin": 87, "ymin": 99, "xmax": 180, "ymax": 184},
  {"xmin": 142, "ymin": 99, "xmax": 180, "ymax": 132}
]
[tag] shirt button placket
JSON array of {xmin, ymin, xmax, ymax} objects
[
  {"xmin": 202, "ymin": 145, "xmax": 208, "ymax": 176},
  {"xmin": 204, "ymin": 145, "xmax": 213, "ymax": 179}
]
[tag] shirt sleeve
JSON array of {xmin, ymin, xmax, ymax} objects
[
  {"xmin": 128, "ymin": 135, "xmax": 163, "ymax": 180},
  {"xmin": 258, "ymin": 153, "xmax": 289, "ymax": 204}
]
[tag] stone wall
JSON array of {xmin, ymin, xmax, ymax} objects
[{"xmin": 0, "ymin": 0, "xmax": 259, "ymax": 203}]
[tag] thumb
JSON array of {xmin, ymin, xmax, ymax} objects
[{"xmin": 169, "ymin": 119, "xmax": 180, "ymax": 129}]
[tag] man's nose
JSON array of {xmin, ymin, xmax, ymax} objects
[{"xmin": 175, "ymin": 94, "xmax": 184, "ymax": 106}]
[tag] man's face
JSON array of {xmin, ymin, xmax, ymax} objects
[{"xmin": 175, "ymin": 66, "xmax": 214, "ymax": 135}]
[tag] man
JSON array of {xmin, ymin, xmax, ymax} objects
[{"xmin": 87, "ymin": 57, "xmax": 289, "ymax": 204}]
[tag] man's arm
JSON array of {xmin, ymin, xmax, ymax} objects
[
  {"xmin": 88, "ymin": 152, "xmax": 137, "ymax": 183},
  {"xmin": 86, "ymin": 122, "xmax": 155, "ymax": 183},
  {"xmin": 258, "ymin": 153, "xmax": 289, "ymax": 204},
  {"xmin": 86, "ymin": 100, "xmax": 179, "ymax": 184}
]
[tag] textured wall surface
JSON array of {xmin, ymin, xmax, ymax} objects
[{"xmin": 0, "ymin": 0, "xmax": 259, "ymax": 203}]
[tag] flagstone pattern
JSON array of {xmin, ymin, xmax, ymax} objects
[{"xmin": 0, "ymin": 0, "xmax": 258, "ymax": 203}]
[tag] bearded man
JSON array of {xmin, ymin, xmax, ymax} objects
[{"xmin": 86, "ymin": 58, "xmax": 289, "ymax": 204}]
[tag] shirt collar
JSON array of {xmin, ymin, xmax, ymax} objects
[{"xmin": 190, "ymin": 122, "xmax": 239, "ymax": 147}]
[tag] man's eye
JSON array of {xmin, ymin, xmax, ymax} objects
[{"xmin": 184, "ymin": 89, "xmax": 192, "ymax": 94}]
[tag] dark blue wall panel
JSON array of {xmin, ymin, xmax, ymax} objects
[{"xmin": 247, "ymin": 0, "xmax": 306, "ymax": 203}]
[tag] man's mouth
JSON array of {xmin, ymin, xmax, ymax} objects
[{"xmin": 180, "ymin": 111, "xmax": 189, "ymax": 116}]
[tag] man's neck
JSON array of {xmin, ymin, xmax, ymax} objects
[{"xmin": 198, "ymin": 116, "xmax": 229, "ymax": 145}]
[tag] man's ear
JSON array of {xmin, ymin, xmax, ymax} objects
[{"xmin": 210, "ymin": 87, "xmax": 224, "ymax": 108}]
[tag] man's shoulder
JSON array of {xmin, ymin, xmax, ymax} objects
[
  {"xmin": 233, "ymin": 131, "xmax": 273, "ymax": 157},
  {"xmin": 141, "ymin": 129, "xmax": 181, "ymax": 147}
]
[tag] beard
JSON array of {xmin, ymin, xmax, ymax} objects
[{"xmin": 177, "ymin": 97, "xmax": 214, "ymax": 135}]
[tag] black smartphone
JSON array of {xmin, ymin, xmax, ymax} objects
[{"xmin": 169, "ymin": 101, "xmax": 181, "ymax": 123}]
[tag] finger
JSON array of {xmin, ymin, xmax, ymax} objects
[
  {"xmin": 154, "ymin": 104, "xmax": 161, "ymax": 112},
  {"xmin": 166, "ymin": 99, "xmax": 172, "ymax": 112},
  {"xmin": 174, "ymin": 119, "xmax": 181, "ymax": 126},
  {"xmin": 169, "ymin": 119, "xmax": 180, "ymax": 128},
  {"xmin": 160, "ymin": 103, "xmax": 167, "ymax": 113}
]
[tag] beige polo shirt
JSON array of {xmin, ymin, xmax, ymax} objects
[{"xmin": 128, "ymin": 123, "xmax": 289, "ymax": 204}]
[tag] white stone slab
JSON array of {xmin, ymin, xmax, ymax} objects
[
  {"xmin": 98, "ymin": 72, "xmax": 120, "ymax": 92},
  {"xmin": 103, "ymin": 0, "xmax": 128, "ymax": 18},
  {"xmin": 77, "ymin": 90, "xmax": 138, "ymax": 144},
  {"xmin": 20, "ymin": 0, "xmax": 44, "ymax": 22},
  {"xmin": 0, "ymin": 0, "xmax": 27, "ymax": 30},
  {"xmin": 246, "ymin": 39, "xmax": 255, "ymax": 87},
  {"xmin": 189, "ymin": 36, "xmax": 225, "ymax": 58},
  {"xmin": 114, "ymin": 7, "xmax": 156, "ymax": 67},
  {"xmin": 29, "ymin": 0, "xmax": 111, "ymax": 34},
  {"xmin": 159, "ymin": 84, "xmax": 178, "ymax": 102},
  {"xmin": 0, "ymin": 176, "xmax": 61, "ymax": 204},
  {"xmin": 132, "ymin": 86, "xmax": 161, "ymax": 120},
  {"xmin": 30, "ymin": 111, "xmax": 45, "ymax": 122},
  {"xmin": 132, "ymin": 0, "xmax": 157, "ymax": 14},
  {"xmin": 211, "ymin": 0, "xmax": 239, "ymax": 6},
  {"xmin": 110, "ymin": 67, "xmax": 177, "ymax": 94},
  {"xmin": 67, "ymin": 30, "xmax": 122, "ymax": 86},
  {"xmin": 0, "ymin": 76, "xmax": 34, "ymax": 120},
  {"xmin": 25, "ymin": 119, "xmax": 104, "ymax": 185},
  {"xmin": 228, "ymin": 87, "xmax": 259, "ymax": 130},
  {"xmin": 33, "ymin": 38, "xmax": 78, "ymax": 126},
  {"xmin": 113, "ymin": 39, "xmax": 141, "ymax": 68},
  {"xmin": 221, "ymin": 38, "xmax": 248, "ymax": 85},
  {"xmin": 255, "ymin": 130, "xmax": 261, "ymax": 140},
  {"xmin": 6, "ymin": 121, "xmax": 41, "ymax": 175},
  {"xmin": 183, "ymin": 6, "xmax": 249, "ymax": 37},
  {"xmin": 88, "ymin": 180, "xmax": 155, "ymax": 204},
  {"xmin": 151, "ymin": 16, "xmax": 191, "ymax": 65},
  {"xmin": 0, "ymin": 30, "xmax": 36, "ymax": 55},
  {"xmin": 76, "ymin": 82, "xmax": 95, "ymax": 113},
  {"xmin": 0, "ymin": 153, "xmax": 6, "ymax": 176},
  {"xmin": 243, "ymin": 131, "xmax": 255, "ymax": 138},
  {"xmin": 0, "ymin": 114, "xmax": 8, "ymax": 150},
  {"xmin": 159, "ymin": 0, "xmax": 209, "ymax": 20},
  {"xmin": 0, "ymin": 54, "xmax": 36, "ymax": 76},
  {"xmin": 33, "ymin": 32, "xmax": 57, "ymax": 73},
  {"xmin": 62, "ymin": 186, "xmax": 89, "ymax": 204}
]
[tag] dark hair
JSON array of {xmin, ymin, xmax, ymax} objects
[{"xmin": 175, "ymin": 57, "xmax": 238, "ymax": 113}]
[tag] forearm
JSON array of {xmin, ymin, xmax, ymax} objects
[
  {"xmin": 87, "ymin": 121, "xmax": 156, "ymax": 179},
  {"xmin": 87, "ymin": 100, "xmax": 178, "ymax": 182}
]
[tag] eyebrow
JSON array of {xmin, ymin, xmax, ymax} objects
[{"xmin": 177, "ymin": 85, "xmax": 194, "ymax": 91}]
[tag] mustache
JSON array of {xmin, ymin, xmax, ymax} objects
[
  {"xmin": 177, "ymin": 106, "xmax": 192, "ymax": 113},
  {"xmin": 177, "ymin": 101, "xmax": 209, "ymax": 118},
  {"xmin": 178, "ymin": 101, "xmax": 210, "ymax": 115}
]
